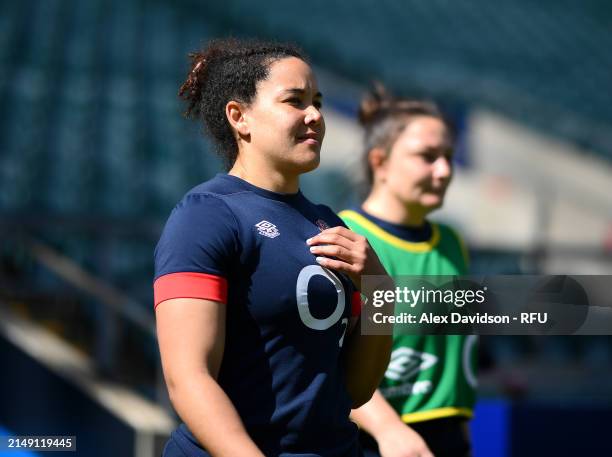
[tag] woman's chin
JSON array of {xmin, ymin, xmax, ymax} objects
[
  {"xmin": 421, "ymin": 194, "xmax": 445, "ymax": 209},
  {"xmin": 291, "ymin": 150, "xmax": 321, "ymax": 174}
]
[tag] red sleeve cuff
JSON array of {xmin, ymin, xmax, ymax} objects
[
  {"xmin": 351, "ymin": 291, "xmax": 362, "ymax": 317},
  {"xmin": 154, "ymin": 272, "xmax": 228, "ymax": 308}
]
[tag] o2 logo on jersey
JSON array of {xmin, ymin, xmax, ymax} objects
[
  {"xmin": 385, "ymin": 347, "xmax": 438, "ymax": 382},
  {"xmin": 295, "ymin": 265, "xmax": 349, "ymax": 347}
]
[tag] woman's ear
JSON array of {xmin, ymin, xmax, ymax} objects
[
  {"xmin": 226, "ymin": 100, "xmax": 250, "ymax": 137},
  {"xmin": 368, "ymin": 147, "xmax": 388, "ymax": 182}
]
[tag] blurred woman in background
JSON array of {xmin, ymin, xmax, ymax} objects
[{"xmin": 340, "ymin": 84, "xmax": 477, "ymax": 457}]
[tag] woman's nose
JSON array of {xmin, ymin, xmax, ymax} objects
[
  {"xmin": 434, "ymin": 156, "xmax": 452, "ymax": 179},
  {"xmin": 305, "ymin": 105, "xmax": 322, "ymax": 125}
]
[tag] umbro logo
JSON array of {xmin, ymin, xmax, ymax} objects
[
  {"xmin": 385, "ymin": 347, "xmax": 438, "ymax": 382},
  {"xmin": 255, "ymin": 220, "xmax": 280, "ymax": 239}
]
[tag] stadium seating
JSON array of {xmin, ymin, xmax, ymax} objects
[{"xmin": 1, "ymin": 0, "xmax": 611, "ymax": 418}]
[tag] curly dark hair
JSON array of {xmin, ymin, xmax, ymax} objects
[
  {"xmin": 358, "ymin": 83, "xmax": 451, "ymax": 185},
  {"xmin": 178, "ymin": 38, "xmax": 306, "ymax": 169}
]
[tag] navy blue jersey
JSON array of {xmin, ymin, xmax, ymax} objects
[{"xmin": 154, "ymin": 174, "xmax": 362, "ymax": 457}]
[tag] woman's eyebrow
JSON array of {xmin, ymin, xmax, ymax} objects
[
  {"xmin": 420, "ymin": 145, "xmax": 453, "ymax": 154},
  {"xmin": 281, "ymin": 88, "xmax": 323, "ymax": 99}
]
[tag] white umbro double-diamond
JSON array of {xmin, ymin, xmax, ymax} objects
[
  {"xmin": 255, "ymin": 220, "xmax": 280, "ymax": 239},
  {"xmin": 385, "ymin": 347, "xmax": 438, "ymax": 382}
]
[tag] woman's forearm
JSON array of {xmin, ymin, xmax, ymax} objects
[
  {"xmin": 350, "ymin": 390, "xmax": 403, "ymax": 438},
  {"xmin": 351, "ymin": 390, "xmax": 434, "ymax": 457},
  {"xmin": 343, "ymin": 277, "xmax": 395, "ymax": 408},
  {"xmin": 168, "ymin": 372, "xmax": 264, "ymax": 457},
  {"xmin": 343, "ymin": 328, "xmax": 392, "ymax": 408}
]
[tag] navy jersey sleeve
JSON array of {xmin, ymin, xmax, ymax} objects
[{"xmin": 153, "ymin": 193, "xmax": 239, "ymax": 308}]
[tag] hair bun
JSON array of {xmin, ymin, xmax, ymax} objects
[
  {"xmin": 178, "ymin": 45, "xmax": 224, "ymax": 118},
  {"xmin": 358, "ymin": 82, "xmax": 394, "ymax": 126},
  {"xmin": 358, "ymin": 82, "xmax": 443, "ymax": 128}
]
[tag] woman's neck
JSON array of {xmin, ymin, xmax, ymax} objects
[
  {"xmin": 362, "ymin": 189, "xmax": 428, "ymax": 227},
  {"xmin": 229, "ymin": 157, "xmax": 300, "ymax": 194}
]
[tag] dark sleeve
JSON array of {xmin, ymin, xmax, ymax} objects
[{"xmin": 153, "ymin": 193, "xmax": 239, "ymax": 308}]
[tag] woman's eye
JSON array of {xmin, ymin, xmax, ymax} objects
[{"xmin": 285, "ymin": 97, "xmax": 322, "ymax": 110}]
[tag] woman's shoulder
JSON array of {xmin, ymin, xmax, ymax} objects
[
  {"xmin": 185, "ymin": 174, "xmax": 244, "ymax": 199},
  {"xmin": 433, "ymin": 222, "xmax": 469, "ymax": 268},
  {"xmin": 163, "ymin": 177, "xmax": 242, "ymax": 236},
  {"xmin": 434, "ymin": 222, "xmax": 465, "ymax": 245},
  {"xmin": 172, "ymin": 174, "xmax": 250, "ymax": 218}
]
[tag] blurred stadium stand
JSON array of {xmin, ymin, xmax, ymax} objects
[
  {"xmin": 0, "ymin": 304, "xmax": 174, "ymax": 457},
  {"xmin": 1, "ymin": 1, "xmax": 612, "ymax": 455},
  {"xmin": 190, "ymin": 0, "xmax": 612, "ymax": 161}
]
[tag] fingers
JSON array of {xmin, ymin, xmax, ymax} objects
[
  {"xmin": 313, "ymin": 256, "xmax": 354, "ymax": 274},
  {"xmin": 306, "ymin": 225, "xmax": 372, "ymax": 288},
  {"xmin": 308, "ymin": 234, "xmax": 353, "ymax": 251},
  {"xmin": 309, "ymin": 235, "xmax": 367, "ymax": 275},
  {"xmin": 309, "ymin": 243, "xmax": 353, "ymax": 262},
  {"xmin": 307, "ymin": 226, "xmax": 362, "ymax": 247}
]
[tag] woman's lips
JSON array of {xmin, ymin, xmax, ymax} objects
[
  {"xmin": 297, "ymin": 133, "xmax": 321, "ymax": 145},
  {"xmin": 298, "ymin": 137, "xmax": 320, "ymax": 145},
  {"xmin": 297, "ymin": 132, "xmax": 321, "ymax": 145}
]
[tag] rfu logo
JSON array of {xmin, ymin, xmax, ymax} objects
[
  {"xmin": 315, "ymin": 219, "xmax": 330, "ymax": 231},
  {"xmin": 255, "ymin": 220, "xmax": 280, "ymax": 239}
]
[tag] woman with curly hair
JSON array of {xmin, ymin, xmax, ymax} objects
[{"xmin": 154, "ymin": 38, "xmax": 392, "ymax": 457}]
